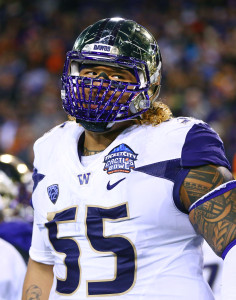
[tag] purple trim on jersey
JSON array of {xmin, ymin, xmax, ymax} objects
[
  {"xmin": 189, "ymin": 180, "xmax": 236, "ymax": 213},
  {"xmin": 32, "ymin": 168, "xmax": 45, "ymax": 192},
  {"xmin": 134, "ymin": 158, "xmax": 181, "ymax": 182},
  {"xmin": 222, "ymin": 239, "xmax": 236, "ymax": 260},
  {"xmin": 30, "ymin": 198, "xmax": 33, "ymax": 209},
  {"xmin": 60, "ymin": 122, "xmax": 66, "ymax": 128},
  {"xmin": 77, "ymin": 131, "xmax": 85, "ymax": 160},
  {"xmin": 181, "ymin": 123, "xmax": 231, "ymax": 171},
  {"xmin": 135, "ymin": 159, "xmax": 192, "ymax": 213},
  {"xmin": 173, "ymin": 168, "xmax": 190, "ymax": 214}
]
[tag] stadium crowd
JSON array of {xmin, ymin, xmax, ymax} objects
[{"xmin": 0, "ymin": 0, "xmax": 235, "ymax": 172}]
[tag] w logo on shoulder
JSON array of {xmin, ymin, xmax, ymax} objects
[{"xmin": 47, "ymin": 184, "xmax": 59, "ymax": 204}]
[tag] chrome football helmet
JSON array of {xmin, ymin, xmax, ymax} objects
[
  {"xmin": 0, "ymin": 154, "xmax": 33, "ymax": 221},
  {"xmin": 61, "ymin": 17, "xmax": 162, "ymax": 132}
]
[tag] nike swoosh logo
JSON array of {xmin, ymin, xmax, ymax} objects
[{"xmin": 107, "ymin": 178, "xmax": 126, "ymax": 190}]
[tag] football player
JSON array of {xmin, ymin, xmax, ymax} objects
[
  {"xmin": 22, "ymin": 18, "xmax": 236, "ymax": 300},
  {"xmin": 0, "ymin": 153, "xmax": 33, "ymax": 222},
  {"xmin": 0, "ymin": 156, "xmax": 28, "ymax": 299},
  {"xmin": 0, "ymin": 154, "xmax": 33, "ymax": 262}
]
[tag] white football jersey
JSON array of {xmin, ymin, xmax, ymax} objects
[
  {"xmin": 30, "ymin": 117, "xmax": 230, "ymax": 299},
  {"xmin": 0, "ymin": 238, "xmax": 26, "ymax": 300}
]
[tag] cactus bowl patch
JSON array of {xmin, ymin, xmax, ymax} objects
[{"xmin": 103, "ymin": 144, "xmax": 138, "ymax": 174}]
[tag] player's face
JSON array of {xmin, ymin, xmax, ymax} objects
[
  {"xmin": 71, "ymin": 64, "xmax": 137, "ymax": 111},
  {"xmin": 79, "ymin": 65, "xmax": 136, "ymax": 82}
]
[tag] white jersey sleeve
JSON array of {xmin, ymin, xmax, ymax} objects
[
  {"xmin": 29, "ymin": 123, "xmax": 68, "ymax": 264},
  {"xmin": 29, "ymin": 214, "xmax": 54, "ymax": 264}
]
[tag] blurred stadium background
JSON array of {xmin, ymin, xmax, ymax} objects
[
  {"xmin": 0, "ymin": 0, "xmax": 235, "ymax": 175},
  {"xmin": 0, "ymin": 1, "xmax": 235, "ymax": 298}
]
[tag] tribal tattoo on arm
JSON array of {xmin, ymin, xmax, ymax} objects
[
  {"xmin": 26, "ymin": 284, "xmax": 42, "ymax": 300},
  {"xmin": 180, "ymin": 165, "xmax": 236, "ymax": 256}
]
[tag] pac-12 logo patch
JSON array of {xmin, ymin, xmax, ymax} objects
[
  {"xmin": 47, "ymin": 184, "xmax": 59, "ymax": 204},
  {"xmin": 103, "ymin": 144, "xmax": 138, "ymax": 174}
]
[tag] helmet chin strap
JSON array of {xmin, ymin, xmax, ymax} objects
[{"xmin": 76, "ymin": 119, "xmax": 115, "ymax": 132}]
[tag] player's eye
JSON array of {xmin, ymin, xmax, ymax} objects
[
  {"xmin": 83, "ymin": 71, "xmax": 97, "ymax": 76},
  {"xmin": 111, "ymin": 74, "xmax": 124, "ymax": 80}
]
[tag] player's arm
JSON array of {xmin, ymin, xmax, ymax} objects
[
  {"xmin": 180, "ymin": 164, "xmax": 235, "ymax": 255},
  {"xmin": 180, "ymin": 164, "xmax": 236, "ymax": 299},
  {"xmin": 22, "ymin": 258, "xmax": 53, "ymax": 300},
  {"xmin": 22, "ymin": 215, "xmax": 54, "ymax": 300}
]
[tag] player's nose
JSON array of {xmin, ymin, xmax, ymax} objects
[
  {"xmin": 94, "ymin": 72, "xmax": 110, "ymax": 89},
  {"xmin": 95, "ymin": 72, "xmax": 109, "ymax": 80}
]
